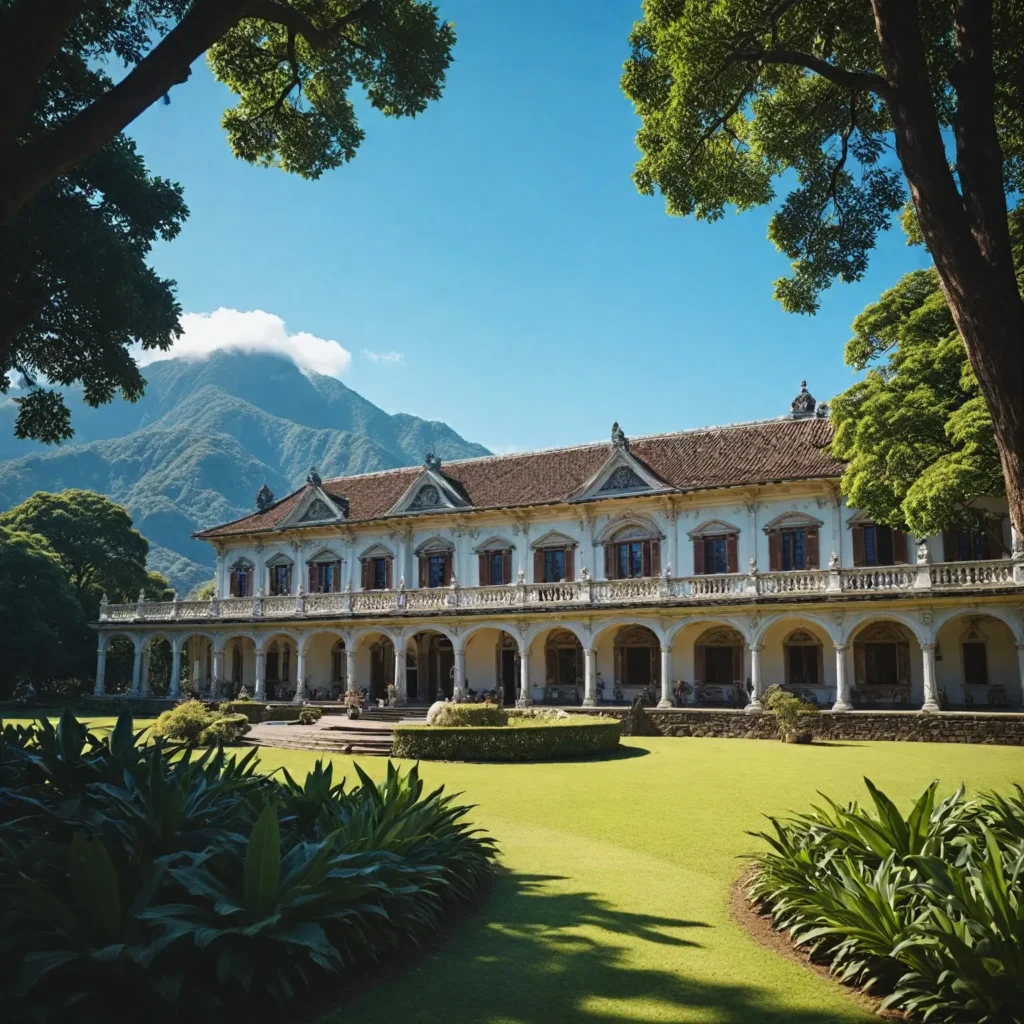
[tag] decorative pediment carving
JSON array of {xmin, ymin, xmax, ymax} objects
[
  {"xmin": 475, "ymin": 535, "xmax": 515, "ymax": 553},
  {"xmin": 762, "ymin": 510, "xmax": 824, "ymax": 532},
  {"xmin": 599, "ymin": 465, "xmax": 646, "ymax": 493},
  {"xmin": 408, "ymin": 484, "xmax": 442, "ymax": 511},
  {"xmin": 414, "ymin": 534, "xmax": 455, "ymax": 555},
  {"xmin": 387, "ymin": 465, "xmax": 471, "ymax": 516},
  {"xmin": 531, "ymin": 529, "xmax": 578, "ymax": 550},
  {"xmin": 688, "ymin": 518, "xmax": 741, "ymax": 539},
  {"xmin": 695, "ymin": 626, "xmax": 743, "ymax": 647},
  {"xmin": 614, "ymin": 625, "xmax": 658, "ymax": 647},
  {"xmin": 276, "ymin": 484, "xmax": 348, "ymax": 529},
  {"xmin": 568, "ymin": 443, "xmax": 673, "ymax": 503},
  {"xmin": 299, "ymin": 497, "xmax": 334, "ymax": 523}
]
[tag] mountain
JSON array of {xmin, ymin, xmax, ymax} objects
[{"xmin": 0, "ymin": 352, "xmax": 490, "ymax": 594}]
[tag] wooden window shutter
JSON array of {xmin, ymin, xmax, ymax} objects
[
  {"xmin": 443, "ymin": 553, "xmax": 452, "ymax": 586},
  {"xmin": 332, "ymin": 560, "xmax": 341, "ymax": 592},
  {"xmin": 806, "ymin": 528, "xmax": 819, "ymax": 569},
  {"xmin": 641, "ymin": 540, "xmax": 652, "ymax": 577},
  {"xmin": 286, "ymin": 565, "xmax": 292, "ymax": 593},
  {"xmin": 308, "ymin": 565, "xmax": 317, "ymax": 592},
  {"xmin": 726, "ymin": 534, "xmax": 738, "ymax": 574},
  {"xmin": 693, "ymin": 538, "xmax": 704, "ymax": 575},
  {"xmin": 418, "ymin": 555, "xmax": 428, "ymax": 588},
  {"xmin": 534, "ymin": 549, "xmax": 545, "ymax": 583},
  {"xmin": 732, "ymin": 645, "xmax": 742, "ymax": 683},
  {"xmin": 502, "ymin": 549, "xmax": 511, "ymax": 584},
  {"xmin": 478, "ymin": 552, "xmax": 489, "ymax": 586},
  {"xmin": 853, "ymin": 643, "xmax": 865, "ymax": 686},
  {"xmin": 896, "ymin": 643, "xmax": 910, "ymax": 686},
  {"xmin": 768, "ymin": 531, "xmax": 782, "ymax": 571},
  {"xmin": 942, "ymin": 528, "xmax": 958, "ymax": 562},
  {"xmin": 651, "ymin": 540, "xmax": 661, "ymax": 576},
  {"xmin": 694, "ymin": 644, "xmax": 704, "ymax": 685},
  {"xmin": 564, "ymin": 547, "xmax": 574, "ymax": 581},
  {"xmin": 385, "ymin": 558, "xmax": 393, "ymax": 589},
  {"xmin": 852, "ymin": 526, "xmax": 866, "ymax": 566},
  {"xmin": 360, "ymin": 559, "xmax": 370, "ymax": 590},
  {"xmin": 229, "ymin": 570, "xmax": 239, "ymax": 597},
  {"xmin": 604, "ymin": 544, "xmax": 614, "ymax": 579},
  {"xmin": 892, "ymin": 529, "xmax": 907, "ymax": 564}
]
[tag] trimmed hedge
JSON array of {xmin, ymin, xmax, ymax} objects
[
  {"xmin": 219, "ymin": 700, "xmax": 266, "ymax": 723},
  {"xmin": 431, "ymin": 703, "xmax": 509, "ymax": 727},
  {"xmin": 392, "ymin": 717, "xmax": 621, "ymax": 762}
]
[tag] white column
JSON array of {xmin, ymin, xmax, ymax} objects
[
  {"xmin": 211, "ymin": 648, "xmax": 224, "ymax": 699},
  {"xmin": 832, "ymin": 644, "xmax": 851, "ymax": 711},
  {"xmin": 517, "ymin": 642, "xmax": 532, "ymax": 706},
  {"xmin": 293, "ymin": 645, "xmax": 307, "ymax": 703},
  {"xmin": 254, "ymin": 650, "xmax": 266, "ymax": 701},
  {"xmin": 453, "ymin": 648, "xmax": 466, "ymax": 699},
  {"xmin": 140, "ymin": 646, "xmax": 151, "ymax": 697},
  {"xmin": 346, "ymin": 647, "xmax": 357, "ymax": 692},
  {"xmin": 583, "ymin": 647, "xmax": 597, "ymax": 706},
  {"xmin": 168, "ymin": 643, "xmax": 182, "ymax": 699},
  {"xmin": 94, "ymin": 643, "xmax": 107, "ymax": 696},
  {"xmin": 745, "ymin": 645, "xmax": 763, "ymax": 713},
  {"xmin": 130, "ymin": 644, "xmax": 143, "ymax": 697},
  {"xmin": 394, "ymin": 645, "xmax": 406, "ymax": 703},
  {"xmin": 1014, "ymin": 642, "xmax": 1024, "ymax": 708},
  {"xmin": 921, "ymin": 642, "xmax": 939, "ymax": 712},
  {"xmin": 658, "ymin": 647, "xmax": 672, "ymax": 708}
]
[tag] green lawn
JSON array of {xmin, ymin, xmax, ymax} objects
[{"xmin": 253, "ymin": 737, "xmax": 1021, "ymax": 1024}]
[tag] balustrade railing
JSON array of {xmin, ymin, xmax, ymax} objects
[{"xmin": 96, "ymin": 558, "xmax": 1021, "ymax": 624}]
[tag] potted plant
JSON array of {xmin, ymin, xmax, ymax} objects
[
  {"xmin": 344, "ymin": 687, "xmax": 362, "ymax": 719},
  {"xmin": 763, "ymin": 685, "xmax": 817, "ymax": 743}
]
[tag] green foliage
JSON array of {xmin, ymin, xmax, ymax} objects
[
  {"xmin": 748, "ymin": 778, "xmax": 1024, "ymax": 1020},
  {"xmin": 762, "ymin": 685, "xmax": 817, "ymax": 739},
  {"xmin": 826, "ymin": 211, "xmax": 1024, "ymax": 537},
  {"xmin": 0, "ymin": 525, "xmax": 86, "ymax": 697},
  {"xmin": 621, "ymin": 1, "xmax": 1024, "ymax": 314},
  {"xmin": 393, "ymin": 717, "xmax": 621, "ymax": 762},
  {"xmin": 152, "ymin": 700, "xmax": 250, "ymax": 746},
  {"xmin": 0, "ymin": 709, "xmax": 495, "ymax": 1022},
  {"xmin": 220, "ymin": 700, "xmax": 268, "ymax": 723},
  {"xmin": 297, "ymin": 706, "xmax": 323, "ymax": 725},
  {"xmin": 430, "ymin": 703, "xmax": 509, "ymax": 727},
  {"xmin": 0, "ymin": 490, "xmax": 160, "ymax": 617},
  {"xmin": 190, "ymin": 578, "xmax": 216, "ymax": 600}
]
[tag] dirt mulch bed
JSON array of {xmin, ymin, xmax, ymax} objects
[{"xmin": 729, "ymin": 867, "xmax": 907, "ymax": 1021}]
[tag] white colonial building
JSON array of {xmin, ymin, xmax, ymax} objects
[{"xmin": 97, "ymin": 384, "xmax": 1024, "ymax": 713}]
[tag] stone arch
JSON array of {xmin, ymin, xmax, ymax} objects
[
  {"xmin": 460, "ymin": 619, "xmax": 522, "ymax": 648},
  {"xmin": 840, "ymin": 609, "xmax": 930, "ymax": 647},
  {"xmin": 612, "ymin": 624, "xmax": 661, "ymax": 693},
  {"xmin": 525, "ymin": 619, "xmax": 590, "ymax": 648},
  {"xmin": 848, "ymin": 618, "xmax": 918, "ymax": 701},
  {"xmin": 754, "ymin": 610, "xmax": 840, "ymax": 648},
  {"xmin": 692, "ymin": 624, "xmax": 747, "ymax": 703},
  {"xmin": 591, "ymin": 616, "xmax": 667, "ymax": 646},
  {"xmin": 596, "ymin": 512, "xmax": 663, "ymax": 544},
  {"xmin": 98, "ymin": 628, "xmax": 144, "ymax": 653},
  {"xmin": 931, "ymin": 604, "xmax": 1024, "ymax": 644},
  {"xmin": 665, "ymin": 614, "xmax": 751, "ymax": 646},
  {"xmin": 349, "ymin": 624, "xmax": 401, "ymax": 649},
  {"xmin": 933, "ymin": 610, "xmax": 1022, "ymax": 708}
]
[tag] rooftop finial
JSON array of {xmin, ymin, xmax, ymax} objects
[
  {"xmin": 255, "ymin": 482, "xmax": 275, "ymax": 511},
  {"xmin": 424, "ymin": 451, "xmax": 441, "ymax": 471},
  {"xmin": 790, "ymin": 381, "xmax": 816, "ymax": 418},
  {"xmin": 306, "ymin": 467, "xmax": 322, "ymax": 487},
  {"xmin": 611, "ymin": 421, "xmax": 628, "ymax": 448}
]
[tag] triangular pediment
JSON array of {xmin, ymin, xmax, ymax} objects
[
  {"xmin": 569, "ymin": 446, "xmax": 673, "ymax": 503},
  {"xmin": 762, "ymin": 510, "xmax": 824, "ymax": 532},
  {"xmin": 531, "ymin": 529, "xmax": 578, "ymax": 550},
  {"xmin": 387, "ymin": 466, "xmax": 471, "ymax": 516},
  {"xmin": 688, "ymin": 518, "xmax": 741, "ymax": 539},
  {"xmin": 277, "ymin": 485, "xmax": 348, "ymax": 529}
]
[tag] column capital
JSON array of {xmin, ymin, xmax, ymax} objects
[
  {"xmin": 833, "ymin": 642, "xmax": 849, "ymax": 652},
  {"xmin": 749, "ymin": 644, "xmax": 763, "ymax": 654},
  {"xmin": 921, "ymin": 642, "xmax": 937, "ymax": 652}
]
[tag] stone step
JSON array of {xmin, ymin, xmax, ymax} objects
[{"xmin": 248, "ymin": 735, "xmax": 393, "ymax": 756}]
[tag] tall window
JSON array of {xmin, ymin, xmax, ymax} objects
[
  {"xmin": 691, "ymin": 527, "xmax": 737, "ymax": 575},
  {"xmin": 702, "ymin": 537, "xmax": 728, "ymax": 574},
  {"xmin": 372, "ymin": 557, "xmax": 389, "ymax": 589},
  {"xmin": 784, "ymin": 630, "xmax": 822, "ymax": 687},
  {"xmin": 230, "ymin": 564, "xmax": 252, "ymax": 597},
  {"xmin": 962, "ymin": 641, "xmax": 988, "ymax": 685},
  {"xmin": 544, "ymin": 548, "xmax": 566, "ymax": 583},
  {"xmin": 310, "ymin": 560, "xmax": 340, "ymax": 593},
  {"xmin": 479, "ymin": 547, "xmax": 512, "ymax": 585},
  {"xmin": 852, "ymin": 523, "xmax": 907, "ymax": 566},
  {"xmin": 428, "ymin": 554, "xmax": 448, "ymax": 588},
  {"xmin": 489, "ymin": 550, "xmax": 505, "ymax": 584},
  {"xmin": 269, "ymin": 564, "xmax": 290, "ymax": 595},
  {"xmin": 616, "ymin": 541, "xmax": 643, "ymax": 579},
  {"xmin": 946, "ymin": 527, "xmax": 992, "ymax": 561},
  {"xmin": 780, "ymin": 529, "xmax": 806, "ymax": 570}
]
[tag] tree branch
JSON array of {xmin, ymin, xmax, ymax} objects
[
  {"xmin": 239, "ymin": 0, "xmax": 375, "ymax": 50},
  {"xmin": 727, "ymin": 45, "xmax": 892, "ymax": 99}
]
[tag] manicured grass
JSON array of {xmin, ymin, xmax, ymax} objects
[{"xmin": 253, "ymin": 737, "xmax": 1023, "ymax": 1024}]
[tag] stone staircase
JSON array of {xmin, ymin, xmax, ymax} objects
[
  {"xmin": 248, "ymin": 722, "xmax": 395, "ymax": 756},
  {"xmin": 360, "ymin": 705, "xmax": 430, "ymax": 724}
]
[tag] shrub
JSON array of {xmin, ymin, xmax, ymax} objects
[
  {"xmin": 260, "ymin": 704, "xmax": 302, "ymax": 722},
  {"xmin": 153, "ymin": 700, "xmax": 251, "ymax": 745},
  {"xmin": 298, "ymin": 706, "xmax": 323, "ymax": 725},
  {"xmin": 748, "ymin": 778, "xmax": 1024, "ymax": 1021},
  {"xmin": 393, "ymin": 717, "xmax": 620, "ymax": 761},
  {"xmin": 0, "ymin": 710, "xmax": 496, "ymax": 1022},
  {"xmin": 220, "ymin": 699, "xmax": 266, "ymax": 723},
  {"xmin": 762, "ymin": 684, "xmax": 817, "ymax": 740},
  {"xmin": 429, "ymin": 703, "xmax": 509, "ymax": 727}
]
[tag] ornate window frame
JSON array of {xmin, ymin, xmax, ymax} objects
[{"xmin": 959, "ymin": 619, "xmax": 989, "ymax": 687}]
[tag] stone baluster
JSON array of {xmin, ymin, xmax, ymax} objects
[
  {"xmin": 745, "ymin": 645, "xmax": 763, "ymax": 713},
  {"xmin": 921, "ymin": 642, "xmax": 939, "ymax": 712},
  {"xmin": 94, "ymin": 642, "xmax": 108, "ymax": 696},
  {"xmin": 832, "ymin": 644, "xmax": 851, "ymax": 711},
  {"xmin": 658, "ymin": 647, "xmax": 672, "ymax": 708},
  {"xmin": 583, "ymin": 647, "xmax": 597, "ymax": 707},
  {"xmin": 168, "ymin": 642, "xmax": 182, "ymax": 699}
]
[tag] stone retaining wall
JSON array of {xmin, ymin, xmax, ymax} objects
[{"xmin": 562, "ymin": 706, "xmax": 1024, "ymax": 745}]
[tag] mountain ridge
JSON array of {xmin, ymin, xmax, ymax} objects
[{"xmin": 0, "ymin": 352, "xmax": 489, "ymax": 594}]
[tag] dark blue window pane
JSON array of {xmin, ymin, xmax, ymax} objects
[
  {"xmin": 781, "ymin": 530, "xmax": 806, "ymax": 571},
  {"xmin": 544, "ymin": 549, "xmax": 565, "ymax": 582},
  {"xmin": 490, "ymin": 551, "xmax": 505, "ymax": 584},
  {"xmin": 706, "ymin": 537, "xmax": 728, "ymax": 574},
  {"xmin": 373, "ymin": 558, "xmax": 387, "ymax": 589},
  {"xmin": 428, "ymin": 555, "xmax": 447, "ymax": 588},
  {"xmin": 864, "ymin": 526, "xmax": 877, "ymax": 566}
]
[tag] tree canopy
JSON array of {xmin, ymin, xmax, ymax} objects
[
  {"xmin": 0, "ymin": 525, "xmax": 86, "ymax": 696},
  {"xmin": 0, "ymin": 490, "xmax": 167, "ymax": 619},
  {"xmin": 622, "ymin": 0, "xmax": 1024, "ymax": 536}
]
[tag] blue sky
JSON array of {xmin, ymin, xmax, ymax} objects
[{"xmin": 127, "ymin": 0, "xmax": 930, "ymax": 455}]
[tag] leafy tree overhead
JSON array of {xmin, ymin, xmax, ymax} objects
[
  {"xmin": 0, "ymin": 525, "xmax": 86, "ymax": 696},
  {"xmin": 622, "ymin": 1, "xmax": 1024, "ymax": 538},
  {"xmin": 0, "ymin": 0, "xmax": 456, "ymax": 223},
  {"xmin": 0, "ymin": 490, "xmax": 169, "ymax": 619}
]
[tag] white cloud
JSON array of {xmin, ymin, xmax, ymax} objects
[
  {"xmin": 363, "ymin": 349, "xmax": 404, "ymax": 365},
  {"xmin": 137, "ymin": 308, "xmax": 352, "ymax": 378}
]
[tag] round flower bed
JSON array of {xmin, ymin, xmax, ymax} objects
[{"xmin": 392, "ymin": 715, "xmax": 621, "ymax": 762}]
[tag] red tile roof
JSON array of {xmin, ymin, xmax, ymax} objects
[{"xmin": 196, "ymin": 417, "xmax": 841, "ymax": 539}]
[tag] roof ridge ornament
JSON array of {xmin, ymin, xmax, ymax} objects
[
  {"xmin": 790, "ymin": 381, "xmax": 816, "ymax": 418},
  {"xmin": 255, "ymin": 482, "xmax": 275, "ymax": 511},
  {"xmin": 424, "ymin": 451, "xmax": 442, "ymax": 471},
  {"xmin": 611, "ymin": 421, "xmax": 628, "ymax": 449},
  {"xmin": 306, "ymin": 466, "xmax": 322, "ymax": 487}
]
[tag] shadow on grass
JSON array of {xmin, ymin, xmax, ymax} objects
[
  {"xmin": 326, "ymin": 871, "xmax": 862, "ymax": 1024},
  {"xmin": 555, "ymin": 744, "xmax": 650, "ymax": 763}
]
